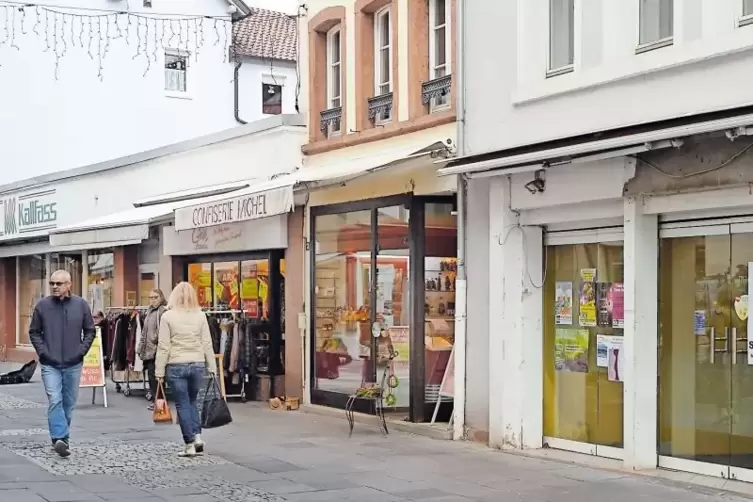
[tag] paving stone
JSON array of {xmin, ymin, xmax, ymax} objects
[
  {"xmin": 4, "ymin": 439, "xmax": 229, "ymax": 475},
  {"xmin": 120, "ymin": 467, "xmax": 287, "ymax": 502},
  {"xmin": 0, "ymin": 489, "xmax": 47, "ymax": 502},
  {"xmin": 0, "ymin": 393, "xmax": 45, "ymax": 409}
]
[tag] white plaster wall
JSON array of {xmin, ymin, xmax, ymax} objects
[
  {"xmin": 465, "ymin": 0, "xmax": 753, "ymax": 156},
  {"xmin": 0, "ymin": 123, "xmax": 306, "ymax": 242},
  {"xmin": 464, "ymin": 178, "xmax": 490, "ymax": 438},
  {"xmin": 0, "ymin": 0, "xmax": 297, "ymax": 184},
  {"xmin": 237, "ymin": 59, "xmax": 299, "ymax": 120}
]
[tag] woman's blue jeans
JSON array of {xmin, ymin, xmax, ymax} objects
[{"xmin": 166, "ymin": 363, "xmax": 205, "ymax": 444}]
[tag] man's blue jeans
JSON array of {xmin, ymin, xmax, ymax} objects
[
  {"xmin": 40, "ymin": 363, "xmax": 83, "ymax": 442},
  {"xmin": 166, "ymin": 363, "xmax": 205, "ymax": 444}
]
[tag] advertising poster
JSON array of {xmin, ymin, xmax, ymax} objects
[
  {"xmin": 611, "ymin": 283, "xmax": 624, "ymax": 328},
  {"xmin": 555, "ymin": 281, "xmax": 573, "ymax": 325},
  {"xmin": 596, "ymin": 335, "xmax": 623, "ymax": 368},
  {"xmin": 596, "ymin": 282, "xmax": 611, "ymax": 327},
  {"xmin": 607, "ymin": 337, "xmax": 625, "ymax": 382},
  {"xmin": 694, "ymin": 310, "xmax": 706, "ymax": 336},
  {"xmin": 579, "ymin": 269, "xmax": 597, "ymax": 327},
  {"xmin": 554, "ymin": 328, "xmax": 589, "ymax": 373},
  {"xmin": 79, "ymin": 328, "xmax": 105, "ymax": 388}
]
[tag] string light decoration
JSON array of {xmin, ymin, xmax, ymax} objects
[{"xmin": 0, "ymin": 1, "xmax": 233, "ymax": 80}]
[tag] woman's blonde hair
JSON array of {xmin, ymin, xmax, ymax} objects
[
  {"xmin": 167, "ymin": 282, "xmax": 201, "ymax": 311},
  {"xmin": 151, "ymin": 288, "xmax": 167, "ymax": 306}
]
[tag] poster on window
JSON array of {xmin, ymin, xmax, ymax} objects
[
  {"xmin": 596, "ymin": 335, "xmax": 623, "ymax": 368},
  {"xmin": 579, "ymin": 269, "xmax": 597, "ymax": 327},
  {"xmin": 610, "ymin": 283, "xmax": 624, "ymax": 328},
  {"xmin": 607, "ymin": 337, "xmax": 625, "ymax": 382},
  {"xmin": 554, "ymin": 328, "xmax": 589, "ymax": 373},
  {"xmin": 555, "ymin": 281, "xmax": 573, "ymax": 325}
]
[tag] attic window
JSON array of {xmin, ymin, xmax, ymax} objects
[
  {"xmin": 143, "ymin": 0, "xmax": 152, "ymax": 7},
  {"xmin": 262, "ymin": 84, "xmax": 282, "ymax": 115}
]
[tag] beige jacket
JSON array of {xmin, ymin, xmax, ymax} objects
[{"xmin": 155, "ymin": 309, "xmax": 217, "ymax": 378}]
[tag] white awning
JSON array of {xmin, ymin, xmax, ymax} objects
[
  {"xmin": 174, "ymin": 141, "xmax": 451, "ymax": 231},
  {"xmin": 48, "ymin": 202, "xmax": 182, "ymax": 248},
  {"xmin": 438, "ymin": 111, "xmax": 753, "ymax": 177}
]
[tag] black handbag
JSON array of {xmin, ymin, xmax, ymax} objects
[{"xmin": 200, "ymin": 376, "xmax": 233, "ymax": 429}]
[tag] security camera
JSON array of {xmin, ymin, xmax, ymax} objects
[{"xmin": 524, "ymin": 170, "xmax": 546, "ymax": 194}]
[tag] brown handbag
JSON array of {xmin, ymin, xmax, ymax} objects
[{"xmin": 152, "ymin": 381, "xmax": 173, "ymax": 424}]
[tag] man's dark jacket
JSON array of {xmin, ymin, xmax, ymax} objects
[{"xmin": 29, "ymin": 295, "xmax": 96, "ymax": 368}]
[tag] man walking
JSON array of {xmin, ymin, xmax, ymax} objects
[{"xmin": 29, "ymin": 269, "xmax": 95, "ymax": 458}]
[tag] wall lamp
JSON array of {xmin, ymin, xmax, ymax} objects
[{"xmin": 524, "ymin": 169, "xmax": 546, "ymax": 194}]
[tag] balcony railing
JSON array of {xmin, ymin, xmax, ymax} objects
[
  {"xmin": 421, "ymin": 74, "xmax": 452, "ymax": 105},
  {"xmin": 368, "ymin": 92, "xmax": 394, "ymax": 121},
  {"xmin": 319, "ymin": 106, "xmax": 343, "ymax": 133}
]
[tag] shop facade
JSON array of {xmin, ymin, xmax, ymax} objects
[
  {"xmin": 445, "ymin": 107, "xmax": 753, "ymax": 479},
  {"xmin": 0, "ymin": 114, "xmax": 305, "ymax": 363},
  {"xmin": 302, "ymin": 125, "xmax": 460, "ymax": 423}
]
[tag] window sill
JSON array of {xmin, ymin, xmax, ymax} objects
[
  {"xmin": 303, "ymin": 109, "xmax": 456, "ymax": 156},
  {"xmin": 164, "ymin": 91, "xmax": 193, "ymax": 100},
  {"xmin": 739, "ymin": 15, "xmax": 753, "ymax": 28},
  {"xmin": 635, "ymin": 37, "xmax": 673, "ymax": 55},
  {"xmin": 546, "ymin": 65, "xmax": 574, "ymax": 79}
]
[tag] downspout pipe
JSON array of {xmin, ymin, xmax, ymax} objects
[
  {"xmin": 234, "ymin": 59, "xmax": 247, "ymax": 125},
  {"xmin": 232, "ymin": 12, "xmax": 252, "ymax": 125},
  {"xmin": 452, "ymin": 0, "xmax": 467, "ymax": 442}
]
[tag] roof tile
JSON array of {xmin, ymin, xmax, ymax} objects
[{"xmin": 233, "ymin": 7, "xmax": 297, "ymax": 62}]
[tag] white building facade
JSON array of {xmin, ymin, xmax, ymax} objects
[
  {"xmin": 449, "ymin": 0, "xmax": 753, "ymax": 482},
  {"xmin": 0, "ymin": 0, "xmax": 298, "ymax": 184}
]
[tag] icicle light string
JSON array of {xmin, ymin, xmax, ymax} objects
[{"xmin": 0, "ymin": 2, "xmax": 232, "ymax": 80}]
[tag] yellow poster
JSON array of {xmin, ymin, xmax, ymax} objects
[
  {"xmin": 214, "ymin": 280, "xmax": 224, "ymax": 301},
  {"xmin": 258, "ymin": 280, "xmax": 269, "ymax": 304},
  {"xmin": 80, "ymin": 329, "xmax": 105, "ymax": 388},
  {"xmin": 242, "ymin": 278, "xmax": 258, "ymax": 299}
]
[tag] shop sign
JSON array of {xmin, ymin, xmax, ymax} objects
[
  {"xmin": 163, "ymin": 215, "xmax": 288, "ymax": 255},
  {"xmin": 174, "ymin": 186, "xmax": 293, "ymax": 231},
  {"xmin": 0, "ymin": 189, "xmax": 59, "ymax": 238}
]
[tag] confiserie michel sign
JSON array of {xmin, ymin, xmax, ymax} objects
[{"xmin": 174, "ymin": 186, "xmax": 293, "ymax": 231}]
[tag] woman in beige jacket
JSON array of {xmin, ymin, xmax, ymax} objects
[{"xmin": 155, "ymin": 282, "xmax": 217, "ymax": 457}]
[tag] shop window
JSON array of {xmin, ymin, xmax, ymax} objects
[
  {"xmin": 87, "ymin": 251, "xmax": 114, "ymax": 313},
  {"xmin": 424, "ymin": 203, "xmax": 457, "ymax": 411},
  {"xmin": 187, "ymin": 263, "xmax": 212, "ymax": 309},
  {"xmin": 241, "ymin": 259, "xmax": 270, "ymax": 321},
  {"xmin": 543, "ymin": 243, "xmax": 625, "ymax": 448},
  {"xmin": 50, "ymin": 253, "xmax": 82, "ymax": 297},
  {"xmin": 139, "ymin": 269, "xmax": 158, "ymax": 307},
  {"xmin": 213, "ymin": 262, "xmax": 240, "ymax": 311},
  {"xmin": 17, "ymin": 255, "xmax": 46, "ymax": 346},
  {"xmin": 313, "ymin": 210, "xmax": 373, "ymax": 395}
]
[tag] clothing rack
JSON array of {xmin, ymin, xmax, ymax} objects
[{"xmin": 105, "ymin": 306, "xmax": 148, "ymax": 397}]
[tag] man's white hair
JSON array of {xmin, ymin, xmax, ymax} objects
[{"xmin": 51, "ymin": 269, "xmax": 72, "ymax": 282}]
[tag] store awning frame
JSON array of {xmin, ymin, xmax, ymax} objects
[
  {"xmin": 173, "ymin": 140, "xmax": 453, "ymax": 231},
  {"xmin": 48, "ymin": 203, "xmax": 180, "ymax": 248},
  {"xmin": 438, "ymin": 108, "xmax": 753, "ymax": 178}
]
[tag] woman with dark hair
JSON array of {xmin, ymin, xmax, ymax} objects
[{"xmin": 137, "ymin": 289, "xmax": 167, "ymax": 410}]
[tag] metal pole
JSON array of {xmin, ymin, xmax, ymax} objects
[{"xmin": 452, "ymin": 0, "xmax": 468, "ymax": 441}]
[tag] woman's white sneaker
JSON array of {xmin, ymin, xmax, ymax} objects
[
  {"xmin": 178, "ymin": 444, "xmax": 196, "ymax": 457},
  {"xmin": 194, "ymin": 434, "xmax": 205, "ymax": 453}
]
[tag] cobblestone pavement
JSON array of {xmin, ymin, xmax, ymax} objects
[{"xmin": 0, "ymin": 362, "xmax": 752, "ymax": 501}]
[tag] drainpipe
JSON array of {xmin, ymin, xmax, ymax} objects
[
  {"xmin": 234, "ymin": 60, "xmax": 247, "ymax": 125},
  {"xmin": 452, "ymin": 0, "xmax": 467, "ymax": 442}
]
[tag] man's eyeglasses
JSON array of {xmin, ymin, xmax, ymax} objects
[
  {"xmin": 49, "ymin": 281, "xmax": 67, "ymax": 287},
  {"xmin": 148, "ymin": 295, "xmax": 160, "ymax": 300}
]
